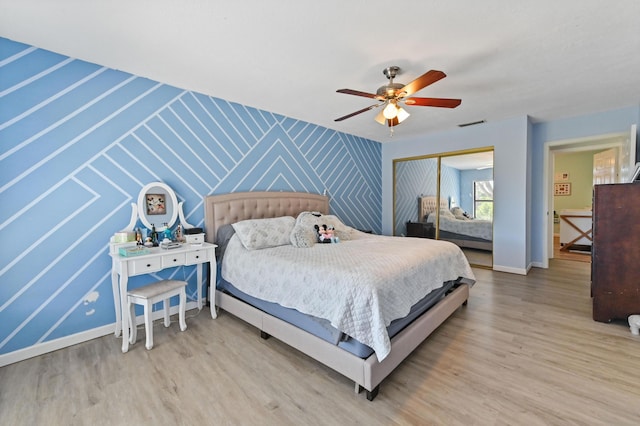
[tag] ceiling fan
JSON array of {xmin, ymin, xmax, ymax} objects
[{"xmin": 334, "ymin": 66, "xmax": 461, "ymax": 128}]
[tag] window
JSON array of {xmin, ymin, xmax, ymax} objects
[{"xmin": 474, "ymin": 180, "xmax": 493, "ymax": 220}]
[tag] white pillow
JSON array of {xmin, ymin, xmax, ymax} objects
[
  {"xmin": 290, "ymin": 212, "xmax": 351, "ymax": 248},
  {"xmin": 440, "ymin": 208, "xmax": 456, "ymax": 219},
  {"xmin": 232, "ymin": 216, "xmax": 295, "ymax": 250},
  {"xmin": 450, "ymin": 207, "xmax": 469, "ymax": 220}
]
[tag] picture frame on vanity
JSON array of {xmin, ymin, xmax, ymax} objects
[{"xmin": 145, "ymin": 193, "xmax": 166, "ymax": 215}]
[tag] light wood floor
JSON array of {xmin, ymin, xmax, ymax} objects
[
  {"xmin": 554, "ymin": 234, "xmax": 591, "ymax": 263},
  {"xmin": 2, "ymin": 260, "xmax": 639, "ymax": 425}
]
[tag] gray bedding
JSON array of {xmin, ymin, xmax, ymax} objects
[{"xmin": 217, "ymin": 277, "xmax": 456, "ymax": 358}]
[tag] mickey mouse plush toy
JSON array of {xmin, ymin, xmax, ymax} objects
[{"xmin": 315, "ymin": 224, "xmax": 339, "ymax": 243}]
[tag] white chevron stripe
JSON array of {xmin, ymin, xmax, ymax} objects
[
  {"xmin": 103, "ymin": 153, "xmax": 147, "ymax": 189},
  {"xmin": 203, "ymin": 96, "xmax": 254, "ymax": 149},
  {"xmin": 0, "ymin": 57, "xmax": 74, "ymax": 98},
  {"xmin": 1, "ymin": 240, "xmax": 106, "ymax": 349},
  {"xmin": 142, "ymin": 123, "xmax": 213, "ymax": 191},
  {"xmin": 154, "ymin": 114, "xmax": 220, "ymax": 185},
  {"xmin": 0, "ymin": 67, "xmax": 109, "ymax": 132},
  {"xmin": 0, "ymin": 73, "xmax": 136, "ymax": 162},
  {"xmin": 37, "ymin": 261, "xmax": 110, "ymax": 344},
  {"xmin": 132, "ymin": 128, "xmax": 204, "ymax": 197},
  {"xmin": 0, "ymin": 80, "xmax": 160, "ymax": 193},
  {"xmin": 0, "ymin": 46, "xmax": 36, "ymax": 67},
  {"xmin": 0, "ymin": 177, "xmax": 100, "ymax": 311},
  {"xmin": 166, "ymin": 105, "xmax": 223, "ymax": 178},
  {"xmin": 183, "ymin": 94, "xmax": 241, "ymax": 165}
]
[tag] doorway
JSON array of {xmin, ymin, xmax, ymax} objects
[{"xmin": 542, "ymin": 128, "xmax": 635, "ymax": 267}]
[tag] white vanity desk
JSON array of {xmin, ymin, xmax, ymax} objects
[
  {"xmin": 109, "ymin": 181, "xmax": 218, "ymax": 353},
  {"xmin": 110, "ymin": 242, "xmax": 217, "ymax": 353}
]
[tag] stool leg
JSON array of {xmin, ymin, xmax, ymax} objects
[
  {"xmin": 144, "ymin": 300, "xmax": 153, "ymax": 350},
  {"xmin": 129, "ymin": 298, "xmax": 137, "ymax": 345},
  {"xmin": 179, "ymin": 287, "xmax": 187, "ymax": 332},
  {"xmin": 163, "ymin": 298, "xmax": 171, "ymax": 327}
]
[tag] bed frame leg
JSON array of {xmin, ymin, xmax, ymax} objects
[
  {"xmin": 366, "ymin": 386, "xmax": 379, "ymax": 401},
  {"xmin": 260, "ymin": 331, "xmax": 271, "ymax": 340}
]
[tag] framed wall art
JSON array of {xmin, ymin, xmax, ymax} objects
[{"xmin": 554, "ymin": 183, "xmax": 571, "ymax": 196}]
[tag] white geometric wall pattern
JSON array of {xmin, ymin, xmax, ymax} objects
[{"xmin": 0, "ymin": 38, "xmax": 381, "ymax": 356}]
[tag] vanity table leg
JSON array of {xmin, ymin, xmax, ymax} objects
[
  {"xmin": 120, "ymin": 264, "xmax": 130, "ymax": 353},
  {"xmin": 111, "ymin": 262, "xmax": 121, "ymax": 337},
  {"xmin": 196, "ymin": 263, "xmax": 203, "ymax": 311},
  {"xmin": 210, "ymin": 255, "xmax": 217, "ymax": 319}
]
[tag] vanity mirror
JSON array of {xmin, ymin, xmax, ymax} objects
[
  {"xmin": 122, "ymin": 182, "xmax": 194, "ymax": 233},
  {"xmin": 137, "ymin": 182, "xmax": 177, "ymax": 231}
]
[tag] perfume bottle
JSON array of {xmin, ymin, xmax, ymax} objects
[
  {"xmin": 150, "ymin": 223, "xmax": 158, "ymax": 246},
  {"xmin": 163, "ymin": 222, "xmax": 172, "ymax": 241},
  {"xmin": 176, "ymin": 224, "xmax": 183, "ymax": 243},
  {"xmin": 135, "ymin": 227, "xmax": 142, "ymax": 245}
]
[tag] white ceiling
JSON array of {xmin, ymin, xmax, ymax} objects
[{"xmin": 1, "ymin": 1, "xmax": 639, "ymax": 144}]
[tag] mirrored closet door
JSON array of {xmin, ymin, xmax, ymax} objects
[{"xmin": 393, "ymin": 147, "xmax": 494, "ymax": 268}]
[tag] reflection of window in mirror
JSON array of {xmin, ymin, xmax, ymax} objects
[{"xmin": 473, "ymin": 180, "xmax": 493, "ymax": 220}]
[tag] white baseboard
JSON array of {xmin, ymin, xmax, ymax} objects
[
  {"xmin": 493, "ymin": 264, "xmax": 530, "ymax": 275},
  {"xmin": 0, "ymin": 301, "xmax": 200, "ymax": 367}
]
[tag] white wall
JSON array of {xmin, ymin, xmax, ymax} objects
[{"xmin": 382, "ymin": 116, "xmax": 531, "ymax": 274}]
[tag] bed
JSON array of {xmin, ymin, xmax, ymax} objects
[
  {"xmin": 419, "ymin": 196, "xmax": 493, "ymax": 251},
  {"xmin": 204, "ymin": 191, "xmax": 474, "ymax": 400}
]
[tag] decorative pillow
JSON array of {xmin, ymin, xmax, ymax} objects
[
  {"xmin": 450, "ymin": 207, "xmax": 470, "ymax": 220},
  {"xmin": 440, "ymin": 208, "xmax": 456, "ymax": 219},
  {"xmin": 231, "ymin": 216, "xmax": 295, "ymax": 250},
  {"xmin": 290, "ymin": 212, "xmax": 351, "ymax": 248},
  {"xmin": 215, "ymin": 224, "xmax": 236, "ymax": 260}
]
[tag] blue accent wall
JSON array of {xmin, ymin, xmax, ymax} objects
[{"xmin": 0, "ymin": 38, "xmax": 381, "ymax": 357}]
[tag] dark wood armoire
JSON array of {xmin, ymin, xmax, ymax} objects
[{"xmin": 591, "ymin": 183, "xmax": 640, "ymax": 322}]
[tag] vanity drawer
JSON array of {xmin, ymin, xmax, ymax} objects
[
  {"xmin": 186, "ymin": 249, "xmax": 210, "ymax": 265},
  {"xmin": 161, "ymin": 252, "xmax": 186, "ymax": 268},
  {"xmin": 129, "ymin": 257, "xmax": 162, "ymax": 275}
]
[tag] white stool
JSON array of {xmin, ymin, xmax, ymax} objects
[{"xmin": 127, "ymin": 279, "xmax": 187, "ymax": 350}]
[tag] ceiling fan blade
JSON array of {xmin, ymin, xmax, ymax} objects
[
  {"xmin": 404, "ymin": 97, "xmax": 462, "ymax": 108},
  {"xmin": 336, "ymin": 88, "xmax": 380, "ymax": 99},
  {"xmin": 334, "ymin": 103, "xmax": 380, "ymax": 122},
  {"xmin": 400, "ymin": 70, "xmax": 446, "ymax": 97}
]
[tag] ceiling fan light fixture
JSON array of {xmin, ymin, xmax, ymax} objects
[
  {"xmin": 396, "ymin": 107, "xmax": 410, "ymax": 123},
  {"xmin": 383, "ymin": 102, "xmax": 398, "ymax": 119},
  {"xmin": 334, "ymin": 66, "xmax": 461, "ymax": 133}
]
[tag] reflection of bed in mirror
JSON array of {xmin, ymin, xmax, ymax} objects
[{"xmin": 416, "ymin": 196, "xmax": 493, "ymax": 251}]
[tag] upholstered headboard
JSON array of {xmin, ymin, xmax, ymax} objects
[
  {"xmin": 418, "ymin": 196, "xmax": 449, "ymax": 221},
  {"xmin": 203, "ymin": 191, "xmax": 329, "ymax": 243}
]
